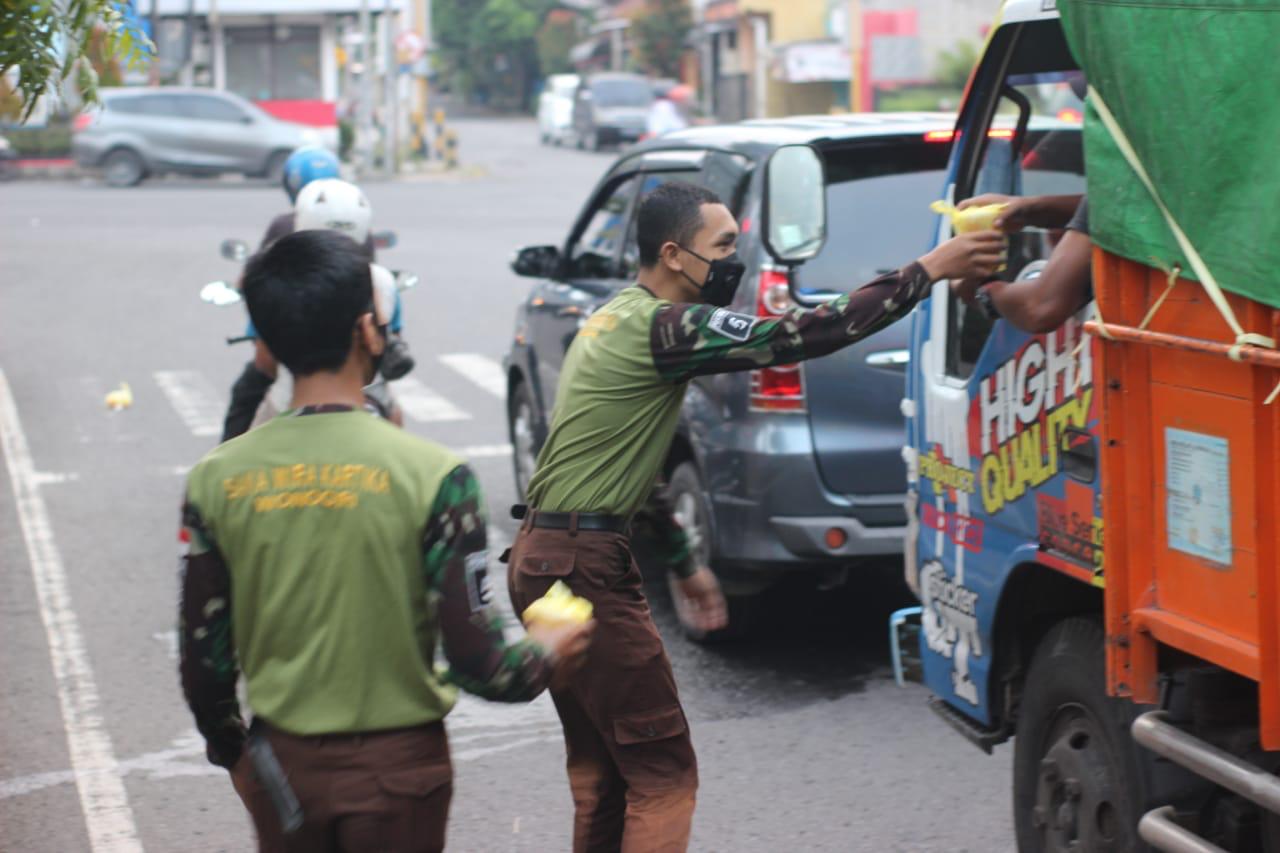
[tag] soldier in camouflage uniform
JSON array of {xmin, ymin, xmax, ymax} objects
[
  {"xmin": 180, "ymin": 230, "xmax": 593, "ymax": 853},
  {"xmin": 511, "ymin": 181, "xmax": 1004, "ymax": 852}
]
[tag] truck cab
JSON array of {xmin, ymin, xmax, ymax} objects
[{"xmin": 905, "ymin": 0, "xmax": 1092, "ymax": 738}]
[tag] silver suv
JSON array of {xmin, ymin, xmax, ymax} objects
[{"xmin": 72, "ymin": 87, "xmax": 319, "ymax": 187}]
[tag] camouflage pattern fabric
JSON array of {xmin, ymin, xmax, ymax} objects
[
  {"xmin": 423, "ymin": 465, "xmax": 551, "ymax": 701},
  {"xmin": 651, "ymin": 262, "xmax": 931, "ymax": 382},
  {"xmin": 179, "ymin": 502, "xmax": 247, "ymax": 768}
]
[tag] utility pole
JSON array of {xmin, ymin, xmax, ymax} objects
[
  {"xmin": 383, "ymin": 0, "xmax": 398, "ymax": 176},
  {"xmin": 358, "ymin": 0, "xmax": 375, "ymax": 175},
  {"xmin": 149, "ymin": 0, "xmax": 161, "ymax": 84}
]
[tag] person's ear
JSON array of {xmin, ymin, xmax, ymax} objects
[
  {"xmin": 357, "ymin": 312, "xmax": 385, "ymax": 356},
  {"xmin": 660, "ymin": 241, "xmax": 684, "ymax": 273}
]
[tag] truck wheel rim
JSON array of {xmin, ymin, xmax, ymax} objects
[{"xmin": 1032, "ymin": 708, "xmax": 1123, "ymax": 852}]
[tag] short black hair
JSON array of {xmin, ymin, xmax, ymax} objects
[
  {"xmin": 636, "ymin": 181, "xmax": 723, "ymax": 267},
  {"xmin": 242, "ymin": 230, "xmax": 373, "ymax": 376}
]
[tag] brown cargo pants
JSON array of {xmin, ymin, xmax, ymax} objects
[
  {"xmin": 236, "ymin": 721, "xmax": 452, "ymax": 853},
  {"xmin": 508, "ymin": 518, "xmax": 698, "ymax": 853}
]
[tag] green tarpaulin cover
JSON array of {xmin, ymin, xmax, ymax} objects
[{"xmin": 1058, "ymin": 0, "xmax": 1280, "ymax": 309}]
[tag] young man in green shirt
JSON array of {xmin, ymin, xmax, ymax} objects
[
  {"xmin": 509, "ymin": 181, "xmax": 1005, "ymax": 852},
  {"xmin": 179, "ymin": 230, "xmax": 593, "ymax": 852}
]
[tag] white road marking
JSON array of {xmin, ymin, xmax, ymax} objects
[
  {"xmin": 32, "ymin": 471, "xmax": 80, "ymax": 486},
  {"xmin": 458, "ymin": 443, "xmax": 513, "ymax": 459},
  {"xmin": 0, "ymin": 369, "xmax": 143, "ymax": 850},
  {"xmin": 439, "ymin": 353, "xmax": 506, "ymax": 398},
  {"xmin": 153, "ymin": 370, "xmax": 224, "ymax": 437},
  {"xmin": 389, "ymin": 375, "xmax": 470, "ymax": 423}
]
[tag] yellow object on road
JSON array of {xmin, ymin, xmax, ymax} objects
[
  {"xmin": 104, "ymin": 382, "xmax": 133, "ymax": 411},
  {"xmin": 522, "ymin": 580, "xmax": 593, "ymax": 628},
  {"xmin": 930, "ymin": 200, "xmax": 1007, "ymax": 233}
]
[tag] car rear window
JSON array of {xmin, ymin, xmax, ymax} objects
[
  {"xmin": 791, "ymin": 139, "xmax": 950, "ymax": 296},
  {"xmin": 591, "ymin": 80, "xmax": 651, "ymax": 108}
]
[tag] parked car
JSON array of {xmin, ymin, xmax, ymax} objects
[
  {"xmin": 72, "ymin": 87, "xmax": 322, "ymax": 187},
  {"xmin": 505, "ymin": 112, "xmax": 978, "ymax": 638},
  {"xmin": 571, "ymin": 72, "xmax": 653, "ymax": 151},
  {"xmin": 538, "ymin": 74, "xmax": 580, "ymax": 146}
]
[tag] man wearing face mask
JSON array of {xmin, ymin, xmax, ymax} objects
[
  {"xmin": 179, "ymin": 230, "xmax": 594, "ymax": 851},
  {"xmin": 509, "ymin": 181, "xmax": 1004, "ymax": 852}
]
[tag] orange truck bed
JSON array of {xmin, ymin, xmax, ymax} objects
[{"xmin": 1089, "ymin": 249, "xmax": 1280, "ymax": 749}]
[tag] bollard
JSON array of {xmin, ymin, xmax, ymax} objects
[{"xmin": 445, "ymin": 130, "xmax": 459, "ymax": 170}]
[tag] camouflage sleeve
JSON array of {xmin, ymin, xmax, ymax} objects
[
  {"xmin": 178, "ymin": 500, "xmax": 246, "ymax": 769},
  {"xmin": 423, "ymin": 465, "xmax": 552, "ymax": 702},
  {"xmin": 650, "ymin": 262, "xmax": 932, "ymax": 382},
  {"xmin": 631, "ymin": 483, "xmax": 698, "ymax": 579}
]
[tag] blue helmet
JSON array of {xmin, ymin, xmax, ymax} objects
[{"xmin": 281, "ymin": 146, "xmax": 341, "ymax": 203}]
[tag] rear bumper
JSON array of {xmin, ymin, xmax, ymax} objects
[{"xmin": 705, "ymin": 416, "xmax": 906, "ymax": 571}]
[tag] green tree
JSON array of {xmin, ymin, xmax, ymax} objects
[
  {"xmin": 0, "ymin": 1, "xmax": 152, "ymax": 121},
  {"xmin": 631, "ymin": 0, "xmax": 692, "ymax": 79},
  {"xmin": 935, "ymin": 40, "xmax": 979, "ymax": 91},
  {"xmin": 433, "ymin": 0, "xmax": 566, "ymax": 108}
]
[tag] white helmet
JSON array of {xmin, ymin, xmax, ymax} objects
[{"xmin": 294, "ymin": 178, "xmax": 372, "ymax": 246}]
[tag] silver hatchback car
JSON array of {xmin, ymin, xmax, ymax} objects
[{"xmin": 72, "ymin": 87, "xmax": 321, "ymax": 187}]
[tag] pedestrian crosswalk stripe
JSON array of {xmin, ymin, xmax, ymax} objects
[
  {"xmin": 153, "ymin": 370, "xmax": 224, "ymax": 437},
  {"xmin": 439, "ymin": 353, "xmax": 506, "ymax": 398},
  {"xmin": 389, "ymin": 376, "xmax": 470, "ymax": 423}
]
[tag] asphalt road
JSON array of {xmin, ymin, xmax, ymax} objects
[{"xmin": 0, "ymin": 118, "xmax": 1014, "ymax": 852}]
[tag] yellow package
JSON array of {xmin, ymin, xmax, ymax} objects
[
  {"xmin": 930, "ymin": 200, "xmax": 1007, "ymax": 234},
  {"xmin": 522, "ymin": 580, "xmax": 593, "ymax": 628}
]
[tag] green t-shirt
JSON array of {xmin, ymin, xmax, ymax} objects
[
  {"xmin": 185, "ymin": 409, "xmax": 461, "ymax": 735},
  {"xmin": 526, "ymin": 265, "xmax": 932, "ymax": 519}
]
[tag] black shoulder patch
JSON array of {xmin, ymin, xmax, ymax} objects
[{"xmin": 706, "ymin": 309, "xmax": 757, "ymax": 342}]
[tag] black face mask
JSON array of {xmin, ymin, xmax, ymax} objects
[{"xmin": 678, "ymin": 245, "xmax": 746, "ymax": 308}]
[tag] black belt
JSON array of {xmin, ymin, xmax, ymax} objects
[{"xmin": 511, "ymin": 504, "xmax": 628, "ymax": 534}]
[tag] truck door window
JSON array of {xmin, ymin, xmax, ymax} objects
[{"xmin": 947, "ymin": 70, "xmax": 1087, "ymax": 379}]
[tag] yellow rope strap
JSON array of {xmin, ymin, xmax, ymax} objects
[{"xmin": 1089, "ymin": 86, "xmax": 1275, "ymax": 363}]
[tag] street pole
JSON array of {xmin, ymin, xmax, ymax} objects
[
  {"xmin": 383, "ymin": 0, "xmax": 398, "ymax": 176},
  {"xmin": 149, "ymin": 0, "xmax": 161, "ymax": 84},
  {"xmin": 358, "ymin": 0, "xmax": 374, "ymax": 176},
  {"xmin": 848, "ymin": 0, "xmax": 865, "ymax": 113}
]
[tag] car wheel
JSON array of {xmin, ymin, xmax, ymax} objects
[
  {"xmin": 508, "ymin": 381, "xmax": 540, "ymax": 502},
  {"xmin": 665, "ymin": 460, "xmax": 761, "ymax": 643},
  {"xmin": 263, "ymin": 150, "xmax": 291, "ymax": 183},
  {"xmin": 102, "ymin": 148, "xmax": 145, "ymax": 187}
]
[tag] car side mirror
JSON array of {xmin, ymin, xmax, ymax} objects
[
  {"xmin": 762, "ymin": 144, "xmax": 827, "ymax": 264},
  {"xmin": 372, "ymin": 230, "xmax": 397, "ymax": 250},
  {"xmin": 220, "ymin": 238, "xmax": 250, "ymax": 262},
  {"xmin": 512, "ymin": 245, "xmax": 561, "ymax": 279}
]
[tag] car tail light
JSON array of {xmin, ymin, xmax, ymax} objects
[
  {"xmin": 72, "ymin": 112, "xmax": 94, "ymax": 133},
  {"xmin": 750, "ymin": 268, "xmax": 806, "ymax": 412},
  {"xmin": 923, "ymin": 128, "xmax": 1018, "ymax": 143}
]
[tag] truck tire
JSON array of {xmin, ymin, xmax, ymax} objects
[{"xmin": 1014, "ymin": 618, "xmax": 1150, "ymax": 853}]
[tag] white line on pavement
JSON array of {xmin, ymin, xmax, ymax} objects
[
  {"xmin": 0, "ymin": 369, "xmax": 143, "ymax": 851},
  {"xmin": 389, "ymin": 375, "xmax": 471, "ymax": 423},
  {"xmin": 439, "ymin": 353, "xmax": 507, "ymax": 398},
  {"xmin": 458, "ymin": 443, "xmax": 513, "ymax": 459},
  {"xmin": 153, "ymin": 370, "xmax": 224, "ymax": 438}
]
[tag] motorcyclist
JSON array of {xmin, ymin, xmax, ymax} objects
[{"xmin": 221, "ymin": 153, "xmax": 413, "ymax": 441}]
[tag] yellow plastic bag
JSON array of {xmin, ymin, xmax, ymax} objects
[
  {"xmin": 522, "ymin": 580, "xmax": 593, "ymax": 628},
  {"xmin": 930, "ymin": 200, "xmax": 1006, "ymax": 234}
]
